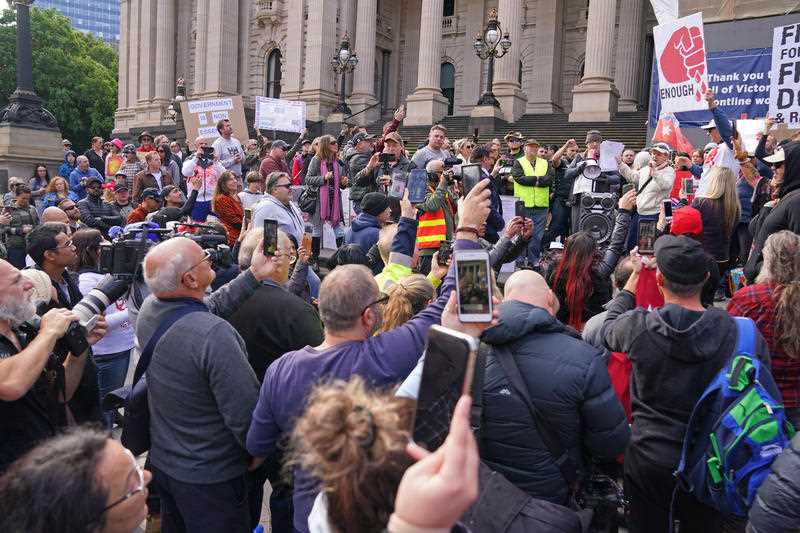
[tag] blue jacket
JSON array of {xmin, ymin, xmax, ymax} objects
[
  {"xmin": 345, "ymin": 212, "xmax": 380, "ymax": 251},
  {"xmin": 58, "ymin": 150, "xmax": 76, "ymax": 179},
  {"xmin": 68, "ymin": 167, "xmax": 102, "ymax": 200},
  {"xmin": 479, "ymin": 301, "xmax": 630, "ymax": 505},
  {"xmin": 41, "ymin": 190, "xmax": 79, "ymax": 209},
  {"xmin": 738, "ymin": 177, "xmax": 754, "ymax": 223}
]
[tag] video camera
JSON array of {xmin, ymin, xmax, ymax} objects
[{"xmin": 196, "ymin": 146, "xmax": 216, "ymax": 169}]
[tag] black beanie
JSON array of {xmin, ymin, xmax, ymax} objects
[{"xmin": 360, "ymin": 192, "xmax": 390, "ymax": 217}]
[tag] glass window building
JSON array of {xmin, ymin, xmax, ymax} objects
[{"xmin": 36, "ymin": 0, "xmax": 119, "ymax": 43}]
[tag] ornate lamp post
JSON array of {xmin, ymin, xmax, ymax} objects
[
  {"xmin": 473, "ymin": 8, "xmax": 512, "ymax": 108},
  {"xmin": 330, "ymin": 33, "xmax": 358, "ymax": 115}
]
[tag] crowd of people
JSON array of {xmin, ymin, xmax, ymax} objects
[{"xmin": 0, "ymin": 87, "xmax": 799, "ymax": 533}]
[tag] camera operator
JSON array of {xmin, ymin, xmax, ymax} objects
[
  {"xmin": 182, "ymin": 136, "xmax": 226, "ymax": 222},
  {"xmin": 0, "ymin": 258, "xmax": 107, "ymax": 473},
  {"xmin": 353, "ymin": 131, "xmax": 412, "ymax": 219},
  {"xmin": 415, "ymin": 159, "xmax": 458, "ymax": 275}
]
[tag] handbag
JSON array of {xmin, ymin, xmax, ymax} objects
[{"xmin": 298, "ymin": 185, "xmax": 318, "ymax": 215}]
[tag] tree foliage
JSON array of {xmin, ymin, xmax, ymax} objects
[{"xmin": 0, "ymin": 7, "xmax": 118, "ymax": 152}]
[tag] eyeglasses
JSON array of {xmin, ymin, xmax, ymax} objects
[
  {"xmin": 358, "ymin": 294, "xmax": 389, "ymax": 316},
  {"xmin": 330, "ymin": 141, "xmax": 338, "ymax": 146},
  {"xmin": 273, "ymin": 183, "xmax": 291, "ymax": 190},
  {"xmin": 54, "ymin": 239, "xmax": 74, "ymax": 250},
  {"xmin": 183, "ymin": 249, "xmax": 212, "ymax": 276},
  {"xmin": 101, "ymin": 449, "xmax": 145, "ymax": 514}
]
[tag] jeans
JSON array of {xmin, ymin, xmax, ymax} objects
[
  {"xmin": 151, "ymin": 465, "xmax": 255, "ymax": 533},
  {"xmin": 541, "ymin": 198, "xmax": 570, "ymax": 250},
  {"xmin": 524, "ymin": 207, "xmax": 548, "ymax": 264},
  {"xmin": 93, "ymin": 349, "xmax": 131, "ymax": 429}
]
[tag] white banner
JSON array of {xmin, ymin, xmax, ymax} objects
[
  {"xmin": 653, "ymin": 13, "xmax": 710, "ymax": 114},
  {"xmin": 255, "ymin": 96, "xmax": 307, "ymax": 133},
  {"xmin": 649, "ymin": 0, "xmax": 678, "ymax": 26},
  {"xmin": 769, "ymin": 23, "xmax": 800, "ymax": 126}
]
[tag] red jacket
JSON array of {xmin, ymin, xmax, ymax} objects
[
  {"xmin": 127, "ymin": 205, "xmax": 150, "ymax": 224},
  {"xmin": 259, "ymin": 156, "xmax": 290, "ymax": 180},
  {"xmin": 213, "ymin": 194, "xmax": 244, "ymax": 245}
]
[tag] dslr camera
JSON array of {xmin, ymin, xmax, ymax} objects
[{"xmin": 196, "ymin": 146, "xmax": 216, "ymax": 169}]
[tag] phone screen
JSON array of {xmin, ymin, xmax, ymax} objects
[
  {"xmin": 638, "ymin": 220, "xmax": 657, "ymax": 255},
  {"xmin": 456, "ymin": 251, "xmax": 492, "ymax": 322},
  {"xmin": 515, "ymin": 199, "xmax": 526, "ymax": 218},
  {"xmin": 263, "ymin": 219, "xmax": 278, "ymax": 255},
  {"xmin": 412, "ymin": 326, "xmax": 477, "ymax": 451},
  {"xmin": 389, "ymin": 170, "xmax": 407, "ymax": 200},
  {"xmin": 663, "ymin": 199, "xmax": 673, "ymax": 219},
  {"xmin": 243, "ymin": 208, "xmax": 253, "ymax": 229},
  {"xmin": 460, "ymin": 164, "xmax": 482, "ymax": 197},
  {"xmin": 407, "ymin": 169, "xmax": 428, "ymax": 203},
  {"xmin": 437, "ymin": 240, "xmax": 452, "ymax": 267},
  {"xmin": 682, "ymin": 177, "xmax": 694, "ymax": 195}
]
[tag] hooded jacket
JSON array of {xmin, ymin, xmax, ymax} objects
[
  {"xmin": 345, "ymin": 212, "xmax": 381, "ymax": 251},
  {"xmin": 346, "ymin": 150, "xmax": 373, "ymax": 202},
  {"xmin": 745, "ymin": 141, "xmax": 800, "ymax": 282},
  {"xmin": 748, "ymin": 432, "xmax": 800, "ymax": 533},
  {"xmin": 600, "ymin": 290, "xmax": 771, "ymax": 469},
  {"xmin": 479, "ymin": 301, "xmax": 630, "ymax": 504},
  {"xmin": 251, "ymin": 193, "xmax": 305, "ymax": 245},
  {"xmin": 58, "ymin": 150, "xmax": 76, "ymax": 179}
]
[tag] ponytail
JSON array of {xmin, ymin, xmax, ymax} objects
[
  {"xmin": 775, "ymin": 281, "xmax": 800, "ymax": 360},
  {"xmin": 378, "ymin": 275, "xmax": 434, "ymax": 334}
]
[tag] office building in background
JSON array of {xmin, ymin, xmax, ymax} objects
[{"xmin": 36, "ymin": 0, "xmax": 119, "ymax": 43}]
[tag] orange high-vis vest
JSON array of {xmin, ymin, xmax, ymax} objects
[{"xmin": 417, "ymin": 184, "xmax": 450, "ymax": 249}]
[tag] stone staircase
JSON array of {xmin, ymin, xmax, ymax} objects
[{"xmin": 367, "ymin": 111, "xmax": 651, "ymax": 153}]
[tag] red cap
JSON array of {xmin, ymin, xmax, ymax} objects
[{"xmin": 670, "ymin": 206, "xmax": 703, "ymax": 237}]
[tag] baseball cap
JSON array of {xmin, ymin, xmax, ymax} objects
[
  {"xmin": 764, "ymin": 149, "xmax": 785, "ymax": 164},
  {"xmin": 670, "ymin": 206, "xmax": 703, "ymax": 237},
  {"xmin": 140, "ymin": 188, "xmax": 160, "ymax": 201},
  {"xmin": 700, "ymin": 120, "xmax": 717, "ymax": 130},
  {"xmin": 301, "ymin": 138, "xmax": 312, "ymax": 145},
  {"xmin": 360, "ymin": 192, "xmax": 390, "ymax": 216},
  {"xmin": 384, "ymin": 131, "xmax": 404, "ymax": 146},
  {"xmin": 138, "ymin": 131, "xmax": 154, "ymax": 141},
  {"xmin": 114, "ymin": 182, "xmax": 129, "ymax": 192},
  {"xmin": 650, "ymin": 142, "xmax": 671, "ymax": 154},
  {"xmin": 62, "ymin": 139, "xmax": 72, "ymax": 146},
  {"xmin": 110, "ymin": 138, "xmax": 124, "ymax": 151},
  {"xmin": 123, "ymin": 143, "xmax": 136, "ymax": 154},
  {"xmin": 654, "ymin": 234, "xmax": 709, "ymax": 285},
  {"xmin": 504, "ymin": 131, "xmax": 524, "ymax": 141},
  {"xmin": 524, "ymin": 138, "xmax": 540, "ymax": 147},
  {"xmin": 271, "ymin": 140, "xmax": 290, "ymax": 150},
  {"xmin": 352, "ymin": 132, "xmax": 377, "ymax": 144}
]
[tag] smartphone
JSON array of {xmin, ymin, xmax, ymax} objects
[
  {"xmin": 460, "ymin": 164, "xmax": 482, "ymax": 197},
  {"xmin": 263, "ymin": 219, "xmax": 278, "ymax": 256},
  {"xmin": 302, "ymin": 231, "xmax": 313, "ymax": 253},
  {"xmin": 389, "ymin": 169, "xmax": 407, "ymax": 200},
  {"xmin": 455, "ymin": 249, "xmax": 493, "ymax": 323},
  {"xmin": 682, "ymin": 177, "xmax": 694, "ymax": 195},
  {"xmin": 407, "ymin": 168, "xmax": 428, "ymax": 204},
  {"xmin": 411, "ymin": 325, "xmax": 479, "ymax": 451},
  {"xmin": 514, "ymin": 199, "xmax": 526, "ymax": 219},
  {"xmin": 637, "ymin": 219, "xmax": 658, "ymax": 255},
  {"xmin": 622, "ymin": 183, "xmax": 635, "ymax": 196},
  {"xmin": 663, "ymin": 199, "xmax": 673, "ymax": 221},
  {"xmin": 437, "ymin": 240, "xmax": 452, "ymax": 267},
  {"xmin": 243, "ymin": 208, "xmax": 253, "ymax": 230}
]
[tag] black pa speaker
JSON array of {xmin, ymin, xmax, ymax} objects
[{"xmin": 574, "ymin": 193, "xmax": 616, "ymax": 245}]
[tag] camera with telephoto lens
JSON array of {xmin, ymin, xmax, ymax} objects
[{"xmin": 196, "ymin": 146, "xmax": 216, "ymax": 169}]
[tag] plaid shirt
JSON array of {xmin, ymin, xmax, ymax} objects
[
  {"xmin": 728, "ymin": 283, "xmax": 800, "ymax": 408},
  {"xmin": 118, "ymin": 160, "xmax": 144, "ymax": 192}
]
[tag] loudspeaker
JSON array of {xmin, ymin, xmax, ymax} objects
[{"xmin": 573, "ymin": 193, "xmax": 616, "ymax": 245}]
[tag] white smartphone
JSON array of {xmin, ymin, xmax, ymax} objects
[{"xmin": 454, "ymin": 249, "xmax": 493, "ymax": 323}]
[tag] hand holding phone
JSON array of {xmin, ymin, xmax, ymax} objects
[
  {"xmin": 514, "ymin": 199, "xmax": 526, "ymax": 219},
  {"xmin": 637, "ymin": 220, "xmax": 657, "ymax": 255},
  {"xmin": 454, "ymin": 249, "xmax": 493, "ymax": 323},
  {"xmin": 407, "ymin": 169, "xmax": 429, "ymax": 204},
  {"xmin": 263, "ymin": 219, "xmax": 278, "ymax": 256},
  {"xmin": 460, "ymin": 164, "xmax": 482, "ymax": 198}
]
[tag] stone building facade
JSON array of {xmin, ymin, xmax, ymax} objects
[{"xmin": 112, "ymin": 0, "xmax": 796, "ymax": 136}]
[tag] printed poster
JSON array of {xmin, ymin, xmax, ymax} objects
[
  {"xmin": 769, "ymin": 23, "xmax": 800, "ymax": 126},
  {"xmin": 653, "ymin": 12, "xmax": 710, "ymax": 114}
]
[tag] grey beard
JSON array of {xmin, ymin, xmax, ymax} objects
[{"xmin": 0, "ymin": 298, "xmax": 37, "ymax": 328}]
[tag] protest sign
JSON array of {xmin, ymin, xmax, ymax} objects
[
  {"xmin": 735, "ymin": 119, "xmax": 766, "ymax": 154},
  {"xmin": 255, "ymin": 97, "xmax": 307, "ymax": 133},
  {"xmin": 653, "ymin": 13, "xmax": 710, "ymax": 114},
  {"xmin": 769, "ymin": 23, "xmax": 800, "ymax": 126},
  {"xmin": 599, "ymin": 141, "xmax": 625, "ymax": 171},
  {"xmin": 180, "ymin": 96, "xmax": 248, "ymax": 147}
]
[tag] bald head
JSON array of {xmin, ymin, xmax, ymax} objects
[
  {"xmin": 143, "ymin": 237, "xmax": 204, "ymax": 295},
  {"xmin": 318, "ymin": 264, "xmax": 380, "ymax": 334},
  {"xmin": 41, "ymin": 206, "xmax": 69, "ymax": 224},
  {"xmin": 504, "ymin": 270, "xmax": 558, "ymax": 314},
  {"xmin": 426, "ymin": 159, "xmax": 444, "ymax": 174}
]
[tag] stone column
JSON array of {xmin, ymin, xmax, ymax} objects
[
  {"xmin": 349, "ymin": 0, "xmax": 379, "ymax": 125},
  {"xmin": 281, "ymin": 2, "xmax": 305, "ymax": 100},
  {"xmin": 204, "ymin": 0, "xmax": 239, "ymax": 96},
  {"xmin": 526, "ymin": 0, "xmax": 564, "ymax": 113},
  {"xmin": 127, "ymin": 0, "xmax": 140, "ymax": 106},
  {"xmin": 117, "ymin": 0, "xmax": 130, "ymax": 110},
  {"xmin": 137, "ymin": 0, "xmax": 155, "ymax": 104},
  {"xmin": 569, "ymin": 0, "xmax": 620, "ymax": 122},
  {"xmin": 154, "ymin": 0, "xmax": 176, "ymax": 103},
  {"xmin": 493, "ymin": 0, "xmax": 527, "ymax": 121},
  {"xmin": 302, "ymin": 0, "xmax": 339, "ymax": 121},
  {"xmin": 614, "ymin": 0, "xmax": 644, "ymax": 111},
  {"xmin": 460, "ymin": 0, "xmax": 485, "ymax": 118},
  {"xmin": 192, "ymin": 0, "xmax": 209, "ymax": 95},
  {"xmin": 405, "ymin": 0, "xmax": 448, "ymax": 126}
]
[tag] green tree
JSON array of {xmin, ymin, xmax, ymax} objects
[{"xmin": 0, "ymin": 7, "xmax": 118, "ymax": 153}]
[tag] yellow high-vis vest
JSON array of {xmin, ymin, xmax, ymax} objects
[{"xmin": 515, "ymin": 157, "xmax": 550, "ymax": 208}]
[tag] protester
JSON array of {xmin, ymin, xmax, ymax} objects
[
  {"xmin": 416, "ymin": 159, "xmax": 457, "ymax": 274},
  {"xmin": 293, "ymin": 138, "xmax": 314, "ymax": 184},
  {"xmin": 160, "ymin": 178, "xmax": 200, "ymax": 217},
  {"xmin": 238, "ymin": 170, "xmax": 266, "ymax": 210},
  {"xmin": 157, "ymin": 142, "xmax": 182, "ymax": 191},
  {"xmin": 259, "ymin": 139, "xmax": 291, "ymax": 179},
  {"xmin": 252, "ymin": 171, "xmax": 306, "ymax": 246},
  {"xmin": 69, "ymin": 155, "xmax": 103, "ymax": 200},
  {"xmin": 76, "ymin": 176, "xmax": 124, "ymax": 235},
  {"xmin": 126, "ymin": 188, "xmax": 161, "ymax": 224},
  {"xmin": 136, "ymin": 131, "xmax": 156, "ymax": 155},
  {"xmin": 698, "ymin": 90, "xmax": 738, "ymax": 195},
  {"xmin": 57, "ymin": 198, "xmax": 85, "ymax": 232},
  {"xmin": 305, "ymin": 135, "xmax": 350, "ymax": 259},
  {"xmin": 542, "ymin": 138, "xmax": 579, "ymax": 249},
  {"xmin": 170, "ymin": 141, "xmax": 184, "ymax": 164},
  {"xmin": 58, "ymin": 149, "xmax": 77, "ymax": 179},
  {"xmin": 411, "ymin": 124, "xmax": 451, "ymax": 169},
  {"xmin": 2, "ymin": 185, "xmax": 38, "ymax": 268},
  {"xmin": 41, "ymin": 176, "xmax": 79, "ymax": 210},
  {"xmin": 28, "ymin": 163, "xmax": 51, "ymax": 214},
  {"xmin": 346, "ymin": 192, "xmax": 391, "ymax": 252},
  {"xmin": 211, "ymin": 171, "xmax": 244, "ymax": 245},
  {"xmin": 212, "ymin": 119, "xmax": 245, "ymax": 179},
  {"xmin": 454, "ymin": 137, "xmax": 475, "ymax": 163},
  {"xmin": 345, "ymin": 132, "xmax": 377, "ymax": 211},
  {"xmin": 351, "ymin": 131, "xmax": 411, "ymax": 206},
  {"xmin": 601, "ymin": 235, "xmax": 771, "ymax": 532},
  {"xmin": 118, "ymin": 144, "xmax": 144, "ymax": 192},
  {"xmin": 84, "ymin": 136, "xmax": 107, "ymax": 177},
  {"xmin": 510, "ymin": 138, "xmax": 554, "ymax": 264},
  {"xmin": 132, "ymin": 151, "xmax": 174, "ymax": 203},
  {"xmin": 182, "ymin": 137, "xmax": 227, "ymax": 222},
  {"xmin": 105, "ymin": 138, "xmax": 124, "ymax": 180},
  {"xmin": 471, "ymin": 145, "xmax": 505, "ymax": 243}
]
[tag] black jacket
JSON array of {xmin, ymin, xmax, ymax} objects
[
  {"xmin": 748, "ymin": 432, "xmax": 800, "ymax": 533},
  {"xmin": 83, "ymin": 149, "xmax": 106, "ymax": 177},
  {"xmin": 600, "ymin": 291, "xmax": 771, "ymax": 469},
  {"xmin": 692, "ymin": 197, "xmax": 731, "ymax": 263},
  {"xmin": 479, "ymin": 301, "xmax": 630, "ymax": 505},
  {"xmin": 77, "ymin": 195, "xmax": 124, "ymax": 233}
]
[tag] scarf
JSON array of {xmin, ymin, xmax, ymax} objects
[{"xmin": 319, "ymin": 159, "xmax": 341, "ymax": 226}]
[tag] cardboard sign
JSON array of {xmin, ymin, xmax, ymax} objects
[
  {"xmin": 653, "ymin": 13, "xmax": 710, "ymax": 114},
  {"xmin": 769, "ymin": 23, "xmax": 800, "ymax": 126},
  {"xmin": 255, "ymin": 97, "xmax": 306, "ymax": 133},
  {"xmin": 180, "ymin": 96, "xmax": 249, "ymax": 148}
]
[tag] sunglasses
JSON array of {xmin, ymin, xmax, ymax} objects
[
  {"xmin": 273, "ymin": 183, "xmax": 292, "ymax": 190},
  {"xmin": 358, "ymin": 294, "xmax": 389, "ymax": 316},
  {"xmin": 53, "ymin": 239, "xmax": 75, "ymax": 250}
]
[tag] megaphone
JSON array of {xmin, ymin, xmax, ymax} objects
[{"xmin": 582, "ymin": 159, "xmax": 602, "ymax": 180}]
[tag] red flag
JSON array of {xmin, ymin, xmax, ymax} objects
[{"xmin": 652, "ymin": 112, "xmax": 694, "ymax": 154}]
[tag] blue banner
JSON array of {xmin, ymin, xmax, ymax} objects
[{"xmin": 649, "ymin": 47, "xmax": 772, "ymax": 127}]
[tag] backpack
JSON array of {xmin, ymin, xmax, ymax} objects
[{"xmin": 673, "ymin": 317, "xmax": 796, "ymax": 517}]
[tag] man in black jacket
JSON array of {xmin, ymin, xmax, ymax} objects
[
  {"xmin": 76, "ymin": 176, "xmax": 124, "ymax": 236},
  {"xmin": 601, "ymin": 235, "xmax": 771, "ymax": 533}
]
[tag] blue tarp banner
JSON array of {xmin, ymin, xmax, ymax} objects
[{"xmin": 649, "ymin": 47, "xmax": 772, "ymax": 127}]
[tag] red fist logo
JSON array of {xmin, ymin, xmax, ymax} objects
[{"xmin": 660, "ymin": 25, "xmax": 707, "ymax": 101}]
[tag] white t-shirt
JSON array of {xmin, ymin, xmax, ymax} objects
[{"xmin": 213, "ymin": 136, "xmax": 244, "ymax": 176}]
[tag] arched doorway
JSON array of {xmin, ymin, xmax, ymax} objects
[
  {"xmin": 265, "ymin": 49, "xmax": 282, "ymax": 98},
  {"xmin": 440, "ymin": 62, "xmax": 455, "ymax": 116}
]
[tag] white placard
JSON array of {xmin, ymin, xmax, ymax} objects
[
  {"xmin": 198, "ymin": 113, "xmax": 208, "ymax": 126},
  {"xmin": 212, "ymin": 110, "xmax": 229, "ymax": 122},
  {"xmin": 769, "ymin": 23, "xmax": 800, "ymax": 126},
  {"xmin": 650, "ymin": 0, "xmax": 679, "ymax": 25},
  {"xmin": 653, "ymin": 13, "xmax": 710, "ymax": 114},
  {"xmin": 187, "ymin": 98, "xmax": 233, "ymax": 114},
  {"xmin": 599, "ymin": 141, "xmax": 625, "ymax": 172},
  {"xmin": 255, "ymin": 96, "xmax": 307, "ymax": 133},
  {"xmin": 736, "ymin": 119, "xmax": 766, "ymax": 154}
]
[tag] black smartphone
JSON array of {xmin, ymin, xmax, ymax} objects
[
  {"xmin": 455, "ymin": 249, "xmax": 493, "ymax": 323},
  {"xmin": 411, "ymin": 325, "xmax": 479, "ymax": 451},
  {"xmin": 637, "ymin": 219, "xmax": 658, "ymax": 255},
  {"xmin": 378, "ymin": 153, "xmax": 396, "ymax": 164},
  {"xmin": 437, "ymin": 240, "xmax": 452, "ymax": 267},
  {"xmin": 263, "ymin": 219, "xmax": 278, "ymax": 256},
  {"xmin": 682, "ymin": 177, "xmax": 694, "ymax": 195},
  {"xmin": 460, "ymin": 164, "xmax": 482, "ymax": 197},
  {"xmin": 622, "ymin": 183, "xmax": 635, "ymax": 196},
  {"xmin": 514, "ymin": 199, "xmax": 526, "ymax": 219},
  {"xmin": 407, "ymin": 168, "xmax": 428, "ymax": 204},
  {"xmin": 389, "ymin": 169, "xmax": 407, "ymax": 200},
  {"xmin": 663, "ymin": 199, "xmax": 673, "ymax": 220}
]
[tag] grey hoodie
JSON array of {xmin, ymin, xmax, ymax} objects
[{"xmin": 251, "ymin": 193, "xmax": 306, "ymax": 244}]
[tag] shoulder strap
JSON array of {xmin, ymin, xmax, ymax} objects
[
  {"xmin": 132, "ymin": 303, "xmax": 205, "ymax": 384},
  {"xmin": 493, "ymin": 344, "xmax": 580, "ymax": 487},
  {"xmin": 637, "ymin": 172, "xmax": 655, "ymax": 195},
  {"xmin": 733, "ymin": 316, "xmax": 757, "ymax": 356},
  {"xmin": 470, "ymin": 343, "xmax": 489, "ymax": 448}
]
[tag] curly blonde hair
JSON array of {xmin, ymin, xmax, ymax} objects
[
  {"xmin": 378, "ymin": 274, "xmax": 434, "ymax": 333},
  {"xmin": 756, "ymin": 230, "xmax": 800, "ymax": 359},
  {"xmin": 287, "ymin": 377, "xmax": 413, "ymax": 533}
]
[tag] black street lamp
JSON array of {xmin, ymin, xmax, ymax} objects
[
  {"xmin": 473, "ymin": 8, "xmax": 512, "ymax": 108},
  {"xmin": 330, "ymin": 33, "xmax": 358, "ymax": 115}
]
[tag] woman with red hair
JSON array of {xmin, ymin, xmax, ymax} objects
[
  {"xmin": 211, "ymin": 171, "xmax": 243, "ymax": 245},
  {"xmin": 549, "ymin": 190, "xmax": 635, "ymax": 331}
]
